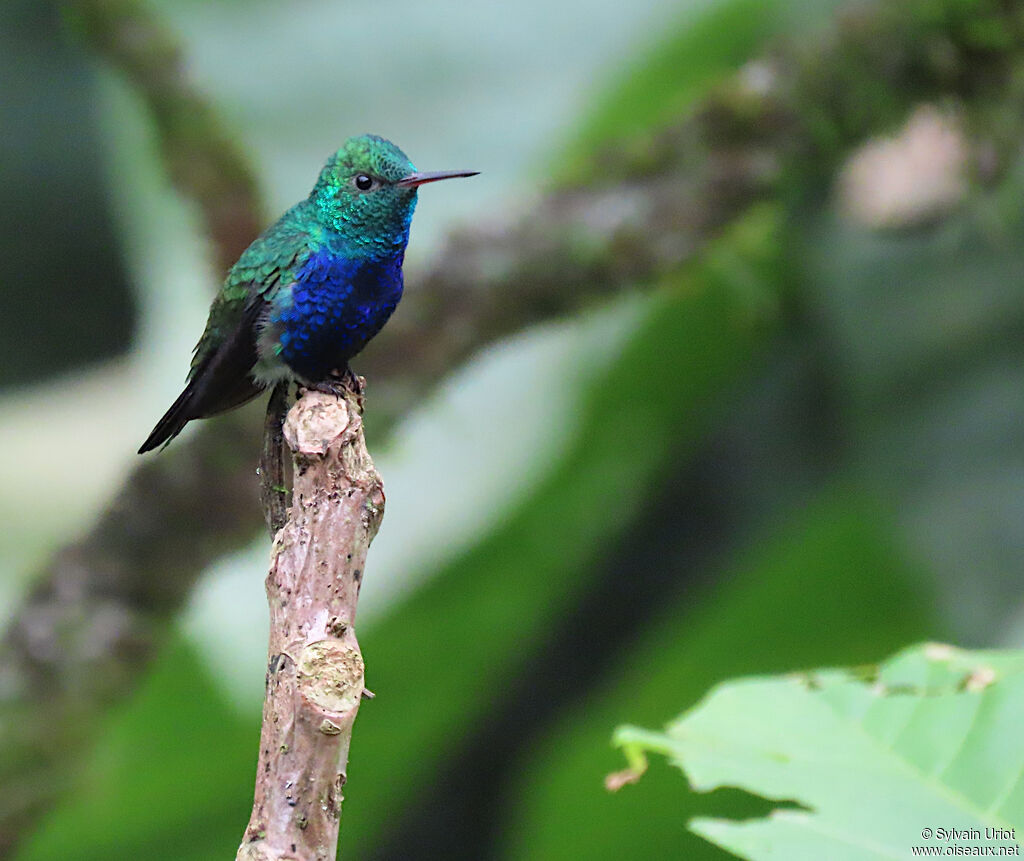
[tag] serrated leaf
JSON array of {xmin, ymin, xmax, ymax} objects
[{"xmin": 614, "ymin": 644, "xmax": 1024, "ymax": 860}]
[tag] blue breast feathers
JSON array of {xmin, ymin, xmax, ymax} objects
[{"xmin": 273, "ymin": 247, "xmax": 404, "ymax": 381}]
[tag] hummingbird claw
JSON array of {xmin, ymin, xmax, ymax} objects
[{"xmin": 308, "ymin": 367, "xmax": 364, "ymax": 401}]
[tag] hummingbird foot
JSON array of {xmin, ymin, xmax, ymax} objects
[{"xmin": 306, "ymin": 366, "xmax": 365, "ymax": 405}]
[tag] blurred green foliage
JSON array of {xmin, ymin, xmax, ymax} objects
[
  {"xmin": 511, "ymin": 492, "xmax": 933, "ymax": 860},
  {"xmin": 9, "ymin": 0, "xmax": 1024, "ymax": 858},
  {"xmin": 15, "ymin": 640, "xmax": 254, "ymax": 861},
  {"xmin": 560, "ymin": 0, "xmax": 846, "ymax": 181},
  {"xmin": 0, "ymin": 1, "xmax": 135, "ymax": 384},
  {"xmin": 798, "ymin": 159, "xmax": 1024, "ymax": 638},
  {"xmin": 19, "ymin": 200, "xmax": 784, "ymax": 861}
]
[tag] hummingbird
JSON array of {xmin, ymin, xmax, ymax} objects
[{"xmin": 139, "ymin": 134, "xmax": 477, "ymax": 453}]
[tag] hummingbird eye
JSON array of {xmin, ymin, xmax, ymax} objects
[{"xmin": 354, "ymin": 174, "xmax": 375, "ymax": 191}]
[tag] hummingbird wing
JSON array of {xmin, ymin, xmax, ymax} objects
[
  {"xmin": 138, "ymin": 212, "xmax": 312, "ymax": 453},
  {"xmin": 136, "ymin": 296, "xmax": 266, "ymax": 454}
]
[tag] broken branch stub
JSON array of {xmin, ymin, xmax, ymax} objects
[{"xmin": 237, "ymin": 386, "xmax": 384, "ymax": 861}]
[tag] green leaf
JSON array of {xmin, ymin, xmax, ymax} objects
[
  {"xmin": 613, "ymin": 644, "xmax": 1024, "ymax": 860},
  {"xmin": 502, "ymin": 489, "xmax": 937, "ymax": 860}
]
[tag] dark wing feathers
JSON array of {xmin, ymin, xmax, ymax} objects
[
  {"xmin": 138, "ymin": 204, "xmax": 314, "ymax": 454},
  {"xmin": 137, "ymin": 297, "xmax": 268, "ymax": 453}
]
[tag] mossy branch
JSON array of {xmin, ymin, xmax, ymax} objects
[{"xmin": 63, "ymin": 0, "xmax": 264, "ymax": 271}]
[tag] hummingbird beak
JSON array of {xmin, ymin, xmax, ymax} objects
[{"xmin": 396, "ymin": 169, "xmax": 480, "ymax": 188}]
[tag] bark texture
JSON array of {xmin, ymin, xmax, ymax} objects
[
  {"xmin": 238, "ymin": 387, "xmax": 383, "ymax": 861},
  {"xmin": 260, "ymin": 381, "xmax": 292, "ymax": 536}
]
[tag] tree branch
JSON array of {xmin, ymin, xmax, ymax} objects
[
  {"xmin": 0, "ymin": 415, "xmax": 262, "ymax": 851},
  {"xmin": 1, "ymin": 0, "xmax": 265, "ymax": 852},
  {"xmin": 64, "ymin": 0, "xmax": 264, "ymax": 271},
  {"xmin": 238, "ymin": 386, "xmax": 383, "ymax": 861}
]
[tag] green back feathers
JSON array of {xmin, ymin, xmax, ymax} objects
[{"xmin": 189, "ymin": 205, "xmax": 312, "ymax": 377}]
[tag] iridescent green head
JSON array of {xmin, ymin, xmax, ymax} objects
[{"xmin": 311, "ymin": 134, "xmax": 478, "ymax": 257}]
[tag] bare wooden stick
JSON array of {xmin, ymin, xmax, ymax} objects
[{"xmin": 237, "ymin": 383, "xmax": 384, "ymax": 861}]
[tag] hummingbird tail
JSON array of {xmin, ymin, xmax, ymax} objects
[
  {"xmin": 137, "ymin": 382, "xmax": 200, "ymax": 453},
  {"xmin": 138, "ymin": 297, "xmax": 269, "ymax": 453},
  {"xmin": 137, "ymin": 368, "xmax": 265, "ymax": 453}
]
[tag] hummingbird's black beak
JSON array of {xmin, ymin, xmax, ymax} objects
[{"xmin": 396, "ymin": 169, "xmax": 479, "ymax": 188}]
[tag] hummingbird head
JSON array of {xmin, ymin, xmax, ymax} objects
[{"xmin": 312, "ymin": 134, "xmax": 477, "ymax": 256}]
